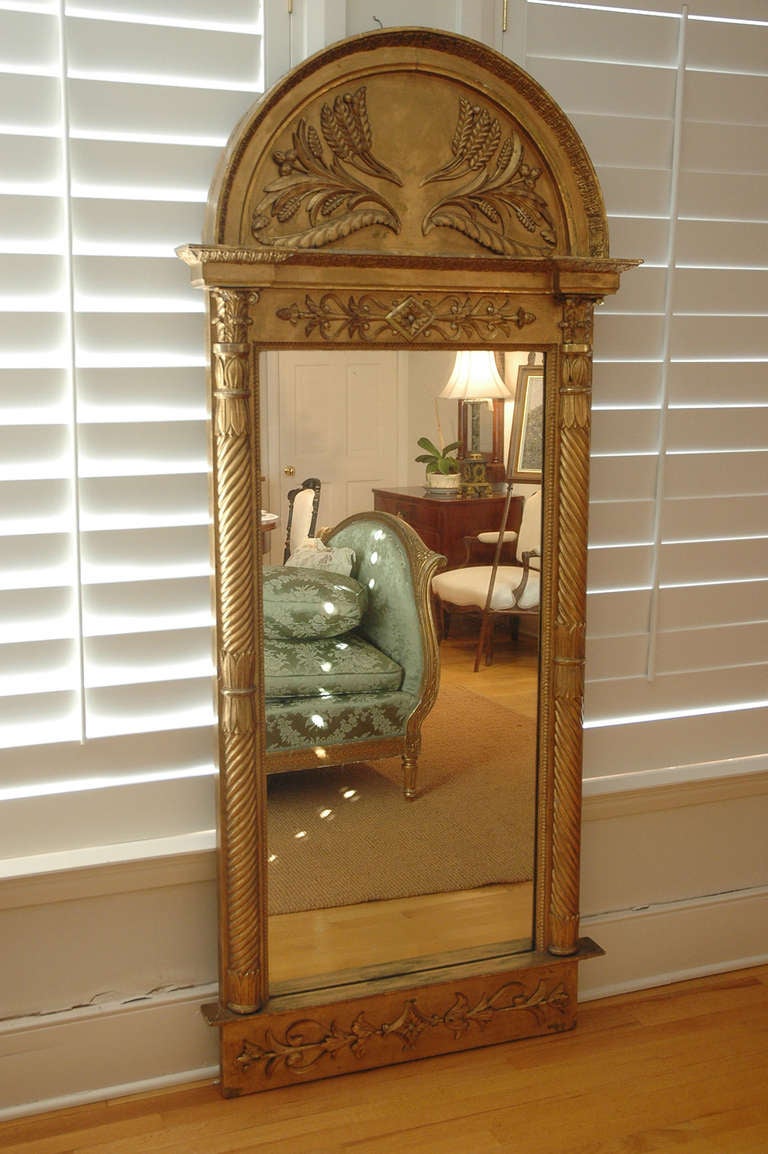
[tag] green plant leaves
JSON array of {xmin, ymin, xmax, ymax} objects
[{"xmin": 415, "ymin": 438, "xmax": 460, "ymax": 474}]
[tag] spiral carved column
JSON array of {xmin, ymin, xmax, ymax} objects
[
  {"xmin": 210, "ymin": 288, "xmax": 267, "ymax": 1012},
  {"xmin": 549, "ymin": 296, "xmax": 596, "ymax": 956}
]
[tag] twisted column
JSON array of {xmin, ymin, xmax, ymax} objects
[
  {"xmin": 210, "ymin": 289, "xmax": 267, "ymax": 1011},
  {"xmin": 549, "ymin": 296, "xmax": 596, "ymax": 955}
]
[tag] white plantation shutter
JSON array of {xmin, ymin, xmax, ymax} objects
[
  {"xmin": 526, "ymin": 0, "xmax": 768, "ymax": 787},
  {"xmin": 2, "ymin": 0, "xmax": 765, "ymax": 873},
  {"xmin": 0, "ymin": 1, "xmax": 263, "ymax": 865}
]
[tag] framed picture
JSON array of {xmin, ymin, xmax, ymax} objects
[{"xmin": 507, "ymin": 362, "xmax": 544, "ymax": 483}]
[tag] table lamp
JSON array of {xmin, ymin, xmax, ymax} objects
[{"xmin": 439, "ymin": 350, "xmax": 513, "ymax": 496}]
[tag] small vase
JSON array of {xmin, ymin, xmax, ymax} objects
[{"xmin": 425, "ymin": 472, "xmax": 461, "ymax": 495}]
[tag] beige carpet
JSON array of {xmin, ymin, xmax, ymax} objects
[{"xmin": 267, "ymin": 683, "xmax": 536, "ymax": 914}]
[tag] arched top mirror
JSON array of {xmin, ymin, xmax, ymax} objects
[
  {"xmin": 205, "ymin": 27, "xmax": 607, "ymax": 260},
  {"xmin": 178, "ymin": 27, "xmax": 638, "ymax": 1100}
]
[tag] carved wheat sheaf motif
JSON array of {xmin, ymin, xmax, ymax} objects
[
  {"xmin": 251, "ymin": 86, "xmax": 401, "ymax": 249},
  {"xmin": 276, "ymin": 292, "xmax": 535, "ymax": 343},
  {"xmin": 234, "ymin": 978, "xmax": 571, "ymax": 1078},
  {"xmin": 423, "ymin": 98, "xmax": 558, "ymax": 256}
]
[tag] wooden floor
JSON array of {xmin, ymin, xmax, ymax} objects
[
  {"xmin": 270, "ymin": 881, "xmax": 534, "ymax": 992},
  {"xmin": 2, "ymin": 965, "xmax": 767, "ymax": 1152},
  {"xmin": 439, "ymin": 619, "xmax": 539, "ymax": 718}
]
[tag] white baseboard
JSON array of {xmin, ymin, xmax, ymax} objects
[
  {"xmin": 0, "ymin": 984, "xmax": 219, "ymax": 1120},
  {"xmin": 578, "ymin": 884, "xmax": 768, "ymax": 1001}
]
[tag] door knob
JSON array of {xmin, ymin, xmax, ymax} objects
[{"xmin": 283, "ymin": 465, "xmax": 296, "ymax": 477}]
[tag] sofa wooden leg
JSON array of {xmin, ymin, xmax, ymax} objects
[{"xmin": 402, "ymin": 755, "xmax": 418, "ymax": 799}]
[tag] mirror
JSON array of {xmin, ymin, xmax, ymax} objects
[
  {"xmin": 264, "ymin": 348, "xmax": 544, "ymax": 995},
  {"xmin": 178, "ymin": 27, "xmax": 637, "ymax": 1097}
]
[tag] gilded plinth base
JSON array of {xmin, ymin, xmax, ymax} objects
[{"xmin": 204, "ymin": 941, "xmax": 602, "ymax": 1097}]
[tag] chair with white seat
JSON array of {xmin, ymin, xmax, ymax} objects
[
  {"xmin": 432, "ymin": 487, "xmax": 542, "ymax": 671},
  {"xmin": 459, "ymin": 527, "xmax": 518, "ymax": 567},
  {"xmin": 282, "ymin": 477, "xmax": 322, "ymax": 563}
]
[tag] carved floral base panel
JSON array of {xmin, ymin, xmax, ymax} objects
[{"xmin": 212, "ymin": 958, "xmax": 579, "ymax": 1096}]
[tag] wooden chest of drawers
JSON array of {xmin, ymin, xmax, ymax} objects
[{"xmin": 372, "ymin": 486, "xmax": 523, "ymax": 569}]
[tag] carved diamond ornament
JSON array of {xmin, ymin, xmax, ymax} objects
[{"xmin": 385, "ymin": 296, "xmax": 436, "ymax": 340}]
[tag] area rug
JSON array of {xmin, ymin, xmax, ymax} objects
[{"xmin": 267, "ymin": 683, "xmax": 536, "ymax": 914}]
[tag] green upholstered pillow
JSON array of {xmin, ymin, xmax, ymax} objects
[{"xmin": 263, "ymin": 566, "xmax": 369, "ymax": 640}]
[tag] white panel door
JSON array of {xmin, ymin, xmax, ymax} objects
[{"xmin": 275, "ymin": 349, "xmax": 402, "ymax": 537}]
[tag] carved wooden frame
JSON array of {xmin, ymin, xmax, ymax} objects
[
  {"xmin": 508, "ymin": 363, "xmax": 545, "ymax": 482},
  {"xmin": 178, "ymin": 28, "xmax": 638, "ymax": 1096}
]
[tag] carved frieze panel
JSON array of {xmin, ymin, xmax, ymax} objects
[
  {"xmin": 197, "ymin": 281, "xmax": 563, "ymax": 347},
  {"xmin": 275, "ymin": 291, "xmax": 536, "ymax": 343},
  {"xmin": 240, "ymin": 75, "xmax": 566, "ymax": 260},
  {"xmin": 215, "ymin": 957, "xmax": 583, "ymax": 1095}
]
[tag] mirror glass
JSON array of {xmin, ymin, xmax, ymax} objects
[
  {"xmin": 264, "ymin": 348, "xmax": 545, "ymax": 996},
  {"xmin": 466, "ymin": 401, "xmax": 495, "ymax": 456}
]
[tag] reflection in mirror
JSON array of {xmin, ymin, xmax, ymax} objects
[
  {"xmin": 506, "ymin": 353, "xmax": 545, "ymax": 485},
  {"xmin": 441, "ymin": 350, "xmax": 510, "ymax": 489},
  {"xmin": 263, "ymin": 351, "xmax": 545, "ymax": 997}
]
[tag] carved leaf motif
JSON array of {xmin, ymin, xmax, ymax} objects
[
  {"xmin": 266, "ymin": 208, "xmax": 397, "ymax": 252},
  {"xmin": 306, "ymin": 123, "xmax": 323, "ymax": 160},
  {"xmin": 348, "ymin": 1010, "xmax": 378, "ymax": 1056},
  {"xmin": 210, "ymin": 289, "xmax": 258, "ymax": 343},
  {"xmin": 562, "ymin": 353, "xmax": 591, "ymax": 390},
  {"xmin": 426, "ymin": 210, "xmax": 512, "ymax": 257},
  {"xmin": 434, "ymin": 98, "xmax": 501, "ymax": 181},
  {"xmin": 251, "ymin": 87, "xmax": 401, "ymax": 250},
  {"xmin": 320, "ymin": 88, "xmax": 401, "ymax": 185},
  {"xmin": 442, "ymin": 992, "xmax": 474, "ymax": 1037},
  {"xmin": 475, "ymin": 197, "xmax": 503, "ymax": 224},
  {"xmin": 423, "ymin": 99, "xmax": 558, "ymax": 256}
]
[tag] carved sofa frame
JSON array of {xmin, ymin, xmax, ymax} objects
[{"xmin": 264, "ymin": 511, "xmax": 445, "ymax": 798}]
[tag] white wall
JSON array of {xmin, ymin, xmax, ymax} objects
[{"xmin": 405, "ymin": 350, "xmax": 458, "ymax": 487}]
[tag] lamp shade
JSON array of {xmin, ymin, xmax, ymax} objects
[{"xmin": 438, "ymin": 350, "xmax": 512, "ymax": 401}]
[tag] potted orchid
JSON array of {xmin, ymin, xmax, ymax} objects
[{"xmin": 415, "ymin": 436, "xmax": 462, "ymax": 493}]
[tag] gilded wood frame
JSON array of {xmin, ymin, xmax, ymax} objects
[
  {"xmin": 179, "ymin": 28, "xmax": 638, "ymax": 1096},
  {"xmin": 508, "ymin": 362, "xmax": 545, "ymax": 482}
]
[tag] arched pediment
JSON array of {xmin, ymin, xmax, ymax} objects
[{"xmin": 206, "ymin": 28, "xmax": 609, "ymax": 260}]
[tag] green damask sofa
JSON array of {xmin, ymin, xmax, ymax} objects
[{"xmin": 262, "ymin": 511, "xmax": 445, "ymax": 798}]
